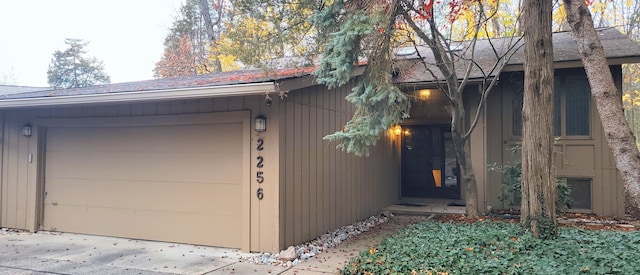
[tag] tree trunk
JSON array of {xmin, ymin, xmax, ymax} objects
[
  {"xmin": 451, "ymin": 99, "xmax": 479, "ymax": 217},
  {"xmin": 521, "ymin": 0, "xmax": 557, "ymax": 238},
  {"xmin": 564, "ymin": 0, "xmax": 640, "ymax": 212},
  {"xmin": 198, "ymin": 0, "xmax": 223, "ymax": 72}
]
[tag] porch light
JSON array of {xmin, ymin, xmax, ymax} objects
[
  {"xmin": 393, "ymin": 125, "xmax": 402, "ymax": 136},
  {"xmin": 255, "ymin": 115, "xmax": 267, "ymax": 132},
  {"xmin": 419, "ymin": 89, "xmax": 432, "ymax": 100},
  {"xmin": 21, "ymin": 124, "xmax": 32, "ymax": 137}
]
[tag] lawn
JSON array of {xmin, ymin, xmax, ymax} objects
[{"xmin": 341, "ymin": 218, "xmax": 640, "ymax": 274}]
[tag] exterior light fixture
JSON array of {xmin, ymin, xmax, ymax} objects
[
  {"xmin": 255, "ymin": 115, "xmax": 267, "ymax": 132},
  {"xmin": 419, "ymin": 89, "xmax": 432, "ymax": 100},
  {"xmin": 393, "ymin": 125, "xmax": 402, "ymax": 136},
  {"xmin": 21, "ymin": 124, "xmax": 32, "ymax": 137}
]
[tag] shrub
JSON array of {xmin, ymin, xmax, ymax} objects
[{"xmin": 489, "ymin": 145, "xmax": 572, "ymax": 213}]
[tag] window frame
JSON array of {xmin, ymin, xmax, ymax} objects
[
  {"xmin": 564, "ymin": 177, "xmax": 593, "ymax": 211},
  {"xmin": 508, "ymin": 72, "xmax": 592, "ymax": 140}
]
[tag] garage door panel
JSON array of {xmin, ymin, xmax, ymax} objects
[
  {"xmin": 44, "ymin": 206, "xmax": 241, "ymax": 247},
  {"xmin": 45, "ymin": 178, "xmax": 242, "ymax": 215},
  {"xmin": 46, "ymin": 151, "xmax": 242, "ymax": 184},
  {"xmin": 47, "ymin": 124, "xmax": 243, "ymax": 154},
  {"xmin": 44, "ymin": 120, "xmax": 245, "ymax": 248}
]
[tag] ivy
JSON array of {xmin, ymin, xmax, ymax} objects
[{"xmin": 342, "ymin": 221, "xmax": 640, "ymax": 274}]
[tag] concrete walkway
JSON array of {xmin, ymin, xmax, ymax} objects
[
  {"xmin": 280, "ymin": 215, "xmax": 428, "ymax": 274},
  {"xmin": 0, "ymin": 215, "xmax": 428, "ymax": 275}
]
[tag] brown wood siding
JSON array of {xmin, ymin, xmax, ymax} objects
[
  {"xmin": 489, "ymin": 67, "xmax": 625, "ymax": 217},
  {"xmin": 278, "ymin": 81, "xmax": 401, "ymax": 249},
  {"xmin": 0, "ymin": 96, "xmax": 281, "ymax": 252}
]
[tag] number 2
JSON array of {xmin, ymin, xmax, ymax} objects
[{"xmin": 257, "ymin": 138, "xmax": 264, "ymax": 151}]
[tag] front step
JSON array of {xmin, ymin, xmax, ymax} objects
[{"xmin": 384, "ymin": 204, "xmax": 466, "ymax": 216}]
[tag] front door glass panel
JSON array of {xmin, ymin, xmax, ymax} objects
[{"xmin": 401, "ymin": 125, "xmax": 460, "ymax": 199}]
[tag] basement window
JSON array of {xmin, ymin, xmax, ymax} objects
[{"xmin": 566, "ymin": 178, "xmax": 592, "ymax": 210}]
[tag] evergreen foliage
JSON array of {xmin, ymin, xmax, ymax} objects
[
  {"xmin": 312, "ymin": 1, "xmax": 411, "ymax": 156},
  {"xmin": 46, "ymin": 38, "xmax": 110, "ymax": 89}
]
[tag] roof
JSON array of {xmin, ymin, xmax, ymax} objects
[
  {"xmin": 0, "ymin": 67, "xmax": 316, "ymax": 108},
  {"xmin": 395, "ymin": 27, "xmax": 640, "ymax": 84},
  {"xmin": 0, "ymin": 27, "xmax": 637, "ymax": 108},
  {"xmin": 0, "ymin": 85, "xmax": 49, "ymax": 96}
]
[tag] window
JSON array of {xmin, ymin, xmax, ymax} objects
[
  {"xmin": 566, "ymin": 178, "xmax": 592, "ymax": 210},
  {"xmin": 563, "ymin": 77, "xmax": 591, "ymax": 135},
  {"xmin": 511, "ymin": 73, "xmax": 591, "ymax": 137}
]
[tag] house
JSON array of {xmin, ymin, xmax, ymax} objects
[
  {"xmin": 0, "ymin": 28, "xmax": 638, "ymax": 253},
  {"xmin": 394, "ymin": 27, "xmax": 640, "ymax": 218}
]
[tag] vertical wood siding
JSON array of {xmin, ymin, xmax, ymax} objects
[
  {"xmin": 0, "ymin": 84, "xmax": 400, "ymax": 252},
  {"xmin": 489, "ymin": 68, "xmax": 625, "ymax": 217},
  {"xmin": 279, "ymin": 81, "xmax": 401, "ymax": 248},
  {"xmin": 0, "ymin": 96, "xmax": 282, "ymax": 252}
]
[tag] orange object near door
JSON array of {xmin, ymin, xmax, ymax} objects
[{"xmin": 432, "ymin": 169, "xmax": 442, "ymax": 188}]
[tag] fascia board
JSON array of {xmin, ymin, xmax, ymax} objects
[{"xmin": 0, "ymin": 82, "xmax": 277, "ymax": 109}]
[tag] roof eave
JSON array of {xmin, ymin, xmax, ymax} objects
[
  {"xmin": 0, "ymin": 81, "xmax": 277, "ymax": 109},
  {"xmin": 503, "ymin": 56, "xmax": 640, "ymax": 72}
]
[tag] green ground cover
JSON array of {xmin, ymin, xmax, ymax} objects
[{"xmin": 341, "ymin": 220, "xmax": 640, "ymax": 274}]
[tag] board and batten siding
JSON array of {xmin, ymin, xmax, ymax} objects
[
  {"xmin": 278, "ymin": 81, "xmax": 401, "ymax": 249},
  {"xmin": 486, "ymin": 68, "xmax": 625, "ymax": 217},
  {"xmin": 0, "ymin": 95, "xmax": 280, "ymax": 252}
]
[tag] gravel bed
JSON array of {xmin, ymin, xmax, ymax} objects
[{"xmin": 242, "ymin": 212, "xmax": 391, "ymax": 267}]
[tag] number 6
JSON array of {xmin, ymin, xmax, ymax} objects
[{"xmin": 256, "ymin": 188, "xmax": 264, "ymax": 200}]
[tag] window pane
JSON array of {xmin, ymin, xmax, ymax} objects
[
  {"xmin": 511, "ymin": 74, "xmax": 524, "ymax": 137},
  {"xmin": 565, "ymin": 78, "xmax": 590, "ymax": 136},
  {"xmin": 512, "ymin": 89, "xmax": 523, "ymax": 136},
  {"xmin": 567, "ymin": 178, "xmax": 592, "ymax": 210},
  {"xmin": 554, "ymin": 80, "xmax": 562, "ymax": 136}
]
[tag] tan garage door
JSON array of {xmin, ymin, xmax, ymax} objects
[{"xmin": 43, "ymin": 122, "xmax": 244, "ymax": 248}]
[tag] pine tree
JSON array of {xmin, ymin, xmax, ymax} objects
[{"xmin": 47, "ymin": 38, "xmax": 110, "ymax": 89}]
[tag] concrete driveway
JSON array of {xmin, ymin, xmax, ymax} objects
[
  {"xmin": 0, "ymin": 215, "xmax": 428, "ymax": 275},
  {"xmin": 0, "ymin": 230, "xmax": 287, "ymax": 275}
]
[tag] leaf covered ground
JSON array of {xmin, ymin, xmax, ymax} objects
[{"xmin": 341, "ymin": 215, "xmax": 640, "ymax": 274}]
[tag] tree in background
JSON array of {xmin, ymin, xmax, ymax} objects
[
  {"xmin": 155, "ymin": 0, "xmax": 318, "ymax": 77},
  {"xmin": 220, "ymin": 0, "xmax": 317, "ymax": 70},
  {"xmin": 47, "ymin": 38, "xmax": 110, "ymax": 89},
  {"xmin": 0, "ymin": 68, "xmax": 17, "ymax": 85},
  {"xmin": 154, "ymin": 0, "xmax": 236, "ymax": 78},
  {"xmin": 520, "ymin": 0, "xmax": 557, "ymax": 238},
  {"xmin": 312, "ymin": 0, "xmax": 521, "ymax": 217}
]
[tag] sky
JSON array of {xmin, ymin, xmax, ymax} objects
[{"xmin": 0, "ymin": 0, "xmax": 185, "ymax": 87}]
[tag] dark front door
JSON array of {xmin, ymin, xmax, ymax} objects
[{"xmin": 401, "ymin": 125, "xmax": 460, "ymax": 199}]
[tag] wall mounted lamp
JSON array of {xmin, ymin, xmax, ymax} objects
[
  {"xmin": 393, "ymin": 125, "xmax": 402, "ymax": 136},
  {"xmin": 255, "ymin": 115, "xmax": 267, "ymax": 132},
  {"xmin": 21, "ymin": 124, "xmax": 32, "ymax": 137},
  {"xmin": 419, "ymin": 89, "xmax": 432, "ymax": 100}
]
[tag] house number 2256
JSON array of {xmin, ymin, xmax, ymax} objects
[{"xmin": 256, "ymin": 138, "xmax": 265, "ymax": 200}]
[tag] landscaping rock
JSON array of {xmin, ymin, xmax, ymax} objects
[
  {"xmin": 242, "ymin": 212, "xmax": 390, "ymax": 266},
  {"xmin": 276, "ymin": 246, "xmax": 297, "ymax": 261}
]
